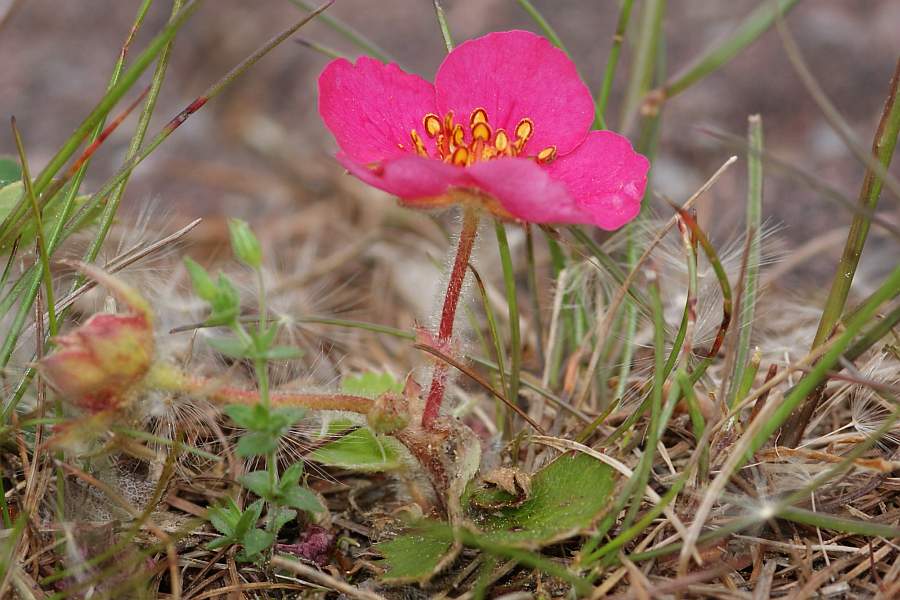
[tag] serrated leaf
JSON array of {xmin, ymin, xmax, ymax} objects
[
  {"xmin": 469, "ymin": 453, "xmax": 615, "ymax": 546},
  {"xmin": 234, "ymin": 499, "xmax": 264, "ymax": 540},
  {"xmin": 310, "ymin": 427, "xmax": 405, "ymax": 472},
  {"xmin": 238, "ymin": 528, "xmax": 274, "ymax": 561},
  {"xmin": 207, "ymin": 502, "xmax": 238, "ymax": 537},
  {"xmin": 378, "ymin": 525, "xmax": 454, "ymax": 583},
  {"xmin": 0, "ymin": 158, "xmax": 21, "ymax": 186},
  {"xmin": 341, "ymin": 372, "xmax": 403, "ymax": 398},
  {"xmin": 282, "ymin": 485, "xmax": 323, "ymax": 513},
  {"xmin": 238, "ymin": 470, "xmax": 274, "ymax": 500},
  {"xmin": 270, "ymin": 507, "xmax": 296, "ymax": 535}
]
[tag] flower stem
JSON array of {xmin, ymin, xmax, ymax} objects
[
  {"xmin": 145, "ymin": 362, "xmax": 373, "ymax": 413},
  {"xmin": 422, "ymin": 208, "xmax": 479, "ymax": 429}
]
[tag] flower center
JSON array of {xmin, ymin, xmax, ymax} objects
[{"xmin": 409, "ymin": 107, "xmax": 557, "ymax": 166}]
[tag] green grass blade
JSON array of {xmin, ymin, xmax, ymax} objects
[
  {"xmin": 781, "ymin": 59, "xmax": 900, "ymax": 446},
  {"xmin": 288, "ymin": 0, "xmax": 396, "ymax": 63},
  {"xmin": 727, "ymin": 115, "xmax": 764, "ymax": 408},
  {"xmin": 662, "ymin": 0, "xmax": 802, "ymax": 100},
  {"xmin": 594, "ymin": 0, "xmax": 635, "ymax": 129},
  {"xmin": 515, "ymin": 0, "xmax": 569, "ymax": 54}
]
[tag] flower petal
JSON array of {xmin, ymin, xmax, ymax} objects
[
  {"xmin": 546, "ymin": 131, "xmax": 649, "ymax": 230},
  {"xmin": 337, "ymin": 153, "xmax": 470, "ymax": 201},
  {"xmin": 434, "ymin": 30, "xmax": 594, "ymax": 156},
  {"xmin": 467, "ymin": 158, "xmax": 589, "ymax": 224},
  {"xmin": 319, "ymin": 57, "xmax": 437, "ymax": 164}
]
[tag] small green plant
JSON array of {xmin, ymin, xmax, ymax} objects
[{"xmin": 187, "ymin": 219, "xmax": 321, "ymax": 561}]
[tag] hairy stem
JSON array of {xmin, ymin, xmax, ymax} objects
[
  {"xmin": 146, "ymin": 362, "xmax": 373, "ymax": 414},
  {"xmin": 422, "ymin": 208, "xmax": 480, "ymax": 429}
]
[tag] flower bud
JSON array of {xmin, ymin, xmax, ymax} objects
[{"xmin": 38, "ymin": 264, "xmax": 154, "ymax": 413}]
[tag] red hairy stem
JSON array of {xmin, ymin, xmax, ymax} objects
[
  {"xmin": 147, "ymin": 363, "xmax": 373, "ymax": 413},
  {"xmin": 422, "ymin": 207, "xmax": 480, "ymax": 430}
]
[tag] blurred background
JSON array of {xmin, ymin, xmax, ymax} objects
[{"xmin": 1, "ymin": 0, "xmax": 898, "ymax": 283}]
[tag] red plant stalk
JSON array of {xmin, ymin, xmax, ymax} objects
[{"xmin": 421, "ymin": 207, "xmax": 480, "ymax": 429}]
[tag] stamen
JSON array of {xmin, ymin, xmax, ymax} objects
[
  {"xmin": 536, "ymin": 145, "xmax": 557, "ymax": 164},
  {"xmin": 470, "ymin": 107, "xmax": 488, "ymax": 127},
  {"xmin": 471, "ymin": 121, "xmax": 491, "ymax": 142},
  {"xmin": 514, "ymin": 118, "xmax": 533, "ymax": 144},
  {"xmin": 451, "ymin": 147, "xmax": 469, "ymax": 166},
  {"xmin": 443, "ymin": 112, "xmax": 455, "ymax": 134},
  {"xmin": 452, "ymin": 124, "xmax": 465, "ymax": 148},
  {"xmin": 410, "ymin": 129, "xmax": 428, "ymax": 157},
  {"xmin": 494, "ymin": 129, "xmax": 509, "ymax": 153},
  {"xmin": 424, "ymin": 114, "xmax": 442, "ymax": 138}
]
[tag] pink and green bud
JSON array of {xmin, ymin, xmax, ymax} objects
[{"xmin": 38, "ymin": 264, "xmax": 154, "ymax": 413}]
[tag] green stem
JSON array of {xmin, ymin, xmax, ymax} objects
[
  {"xmin": 594, "ymin": 0, "xmax": 635, "ymax": 129},
  {"xmin": 782, "ymin": 59, "xmax": 900, "ymax": 446},
  {"xmin": 495, "ymin": 221, "xmax": 522, "ymax": 415},
  {"xmin": 432, "ymin": 0, "xmax": 453, "ymax": 52}
]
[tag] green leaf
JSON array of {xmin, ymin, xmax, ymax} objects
[
  {"xmin": 310, "ymin": 427, "xmax": 405, "ymax": 472},
  {"xmin": 0, "ymin": 158, "xmax": 21, "ymax": 186},
  {"xmin": 282, "ymin": 485, "xmax": 323, "ymax": 513},
  {"xmin": 262, "ymin": 345, "xmax": 303, "ymax": 361},
  {"xmin": 238, "ymin": 470, "xmax": 274, "ymax": 500},
  {"xmin": 236, "ymin": 432, "xmax": 278, "ymax": 457},
  {"xmin": 228, "ymin": 218, "xmax": 262, "ymax": 269},
  {"xmin": 269, "ymin": 406, "xmax": 307, "ymax": 431},
  {"xmin": 205, "ymin": 536, "xmax": 233, "ymax": 550},
  {"xmin": 234, "ymin": 499, "xmax": 264, "ymax": 539},
  {"xmin": 223, "ymin": 404, "xmax": 263, "ymax": 429},
  {"xmin": 469, "ymin": 453, "xmax": 615, "ymax": 545},
  {"xmin": 341, "ymin": 371, "xmax": 402, "ymax": 398},
  {"xmin": 378, "ymin": 524, "xmax": 454, "ymax": 583},
  {"xmin": 207, "ymin": 335, "xmax": 251, "ymax": 359},
  {"xmin": 238, "ymin": 528, "xmax": 274, "ymax": 561},
  {"xmin": 184, "ymin": 257, "xmax": 218, "ymax": 302},
  {"xmin": 207, "ymin": 499, "xmax": 240, "ymax": 537},
  {"xmin": 279, "ymin": 462, "xmax": 305, "ymax": 488},
  {"xmin": 270, "ymin": 507, "xmax": 296, "ymax": 536}
]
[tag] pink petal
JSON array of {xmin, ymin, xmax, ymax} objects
[
  {"xmin": 434, "ymin": 30, "xmax": 594, "ymax": 157},
  {"xmin": 546, "ymin": 131, "xmax": 649, "ymax": 230},
  {"xmin": 337, "ymin": 153, "xmax": 470, "ymax": 201},
  {"xmin": 319, "ymin": 57, "xmax": 437, "ymax": 164},
  {"xmin": 467, "ymin": 158, "xmax": 589, "ymax": 224}
]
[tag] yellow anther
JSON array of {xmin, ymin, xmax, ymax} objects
[
  {"xmin": 451, "ymin": 147, "xmax": 469, "ymax": 166},
  {"xmin": 452, "ymin": 124, "xmax": 465, "ymax": 147},
  {"xmin": 536, "ymin": 145, "xmax": 557, "ymax": 164},
  {"xmin": 494, "ymin": 129, "xmax": 509, "ymax": 152},
  {"xmin": 410, "ymin": 129, "xmax": 428, "ymax": 157},
  {"xmin": 443, "ymin": 111, "xmax": 455, "ymax": 133},
  {"xmin": 514, "ymin": 118, "xmax": 534, "ymax": 144},
  {"xmin": 424, "ymin": 114, "xmax": 442, "ymax": 138},
  {"xmin": 470, "ymin": 107, "xmax": 488, "ymax": 127},
  {"xmin": 471, "ymin": 121, "xmax": 491, "ymax": 142}
]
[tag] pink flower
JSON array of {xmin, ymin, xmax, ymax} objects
[{"xmin": 318, "ymin": 30, "xmax": 649, "ymax": 230}]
